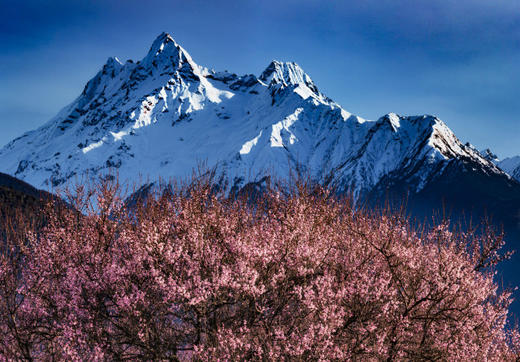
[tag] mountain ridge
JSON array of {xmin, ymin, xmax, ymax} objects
[
  {"xmin": 0, "ymin": 32, "xmax": 517, "ymax": 205},
  {"xmin": 499, "ymin": 156, "xmax": 520, "ymax": 182}
]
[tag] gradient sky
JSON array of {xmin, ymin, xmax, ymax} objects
[{"xmin": 1, "ymin": 0, "xmax": 519, "ymax": 157}]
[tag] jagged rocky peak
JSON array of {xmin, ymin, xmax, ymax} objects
[
  {"xmin": 149, "ymin": 31, "xmax": 176, "ymax": 51},
  {"xmin": 376, "ymin": 113, "xmax": 441, "ymax": 132},
  {"xmin": 142, "ymin": 32, "xmax": 198, "ymax": 73},
  {"xmin": 374, "ymin": 113, "xmax": 475, "ymax": 161},
  {"xmin": 79, "ymin": 56, "xmax": 128, "ymax": 102},
  {"xmin": 259, "ymin": 60, "xmax": 318, "ymax": 91},
  {"xmin": 480, "ymin": 148, "xmax": 499, "ymax": 163},
  {"xmin": 146, "ymin": 32, "xmax": 180, "ymax": 58},
  {"xmin": 377, "ymin": 113, "xmax": 402, "ymax": 131},
  {"xmin": 105, "ymin": 56, "xmax": 123, "ymax": 68}
]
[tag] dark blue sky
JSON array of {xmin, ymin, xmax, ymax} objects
[{"xmin": 1, "ymin": 0, "xmax": 519, "ymax": 157}]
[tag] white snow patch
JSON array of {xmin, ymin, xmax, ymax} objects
[
  {"xmin": 82, "ymin": 138, "xmax": 106, "ymax": 154},
  {"xmin": 340, "ymin": 109, "xmax": 352, "ymax": 121},
  {"xmin": 270, "ymin": 108, "xmax": 302, "ymax": 148},
  {"xmin": 239, "ymin": 130, "xmax": 263, "ymax": 155},
  {"xmin": 199, "ymin": 76, "xmax": 234, "ymax": 103},
  {"xmin": 111, "ymin": 130, "xmax": 130, "ymax": 141},
  {"xmin": 294, "ymin": 85, "xmax": 313, "ymax": 100},
  {"xmin": 388, "ymin": 113, "xmax": 401, "ymax": 131}
]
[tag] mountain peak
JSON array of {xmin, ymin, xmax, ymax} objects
[
  {"xmin": 378, "ymin": 113, "xmax": 401, "ymax": 130},
  {"xmin": 480, "ymin": 148, "xmax": 499, "ymax": 163},
  {"xmin": 142, "ymin": 32, "xmax": 198, "ymax": 73},
  {"xmin": 259, "ymin": 60, "xmax": 317, "ymax": 91},
  {"xmin": 148, "ymin": 32, "xmax": 177, "ymax": 55},
  {"xmin": 105, "ymin": 56, "xmax": 122, "ymax": 67}
]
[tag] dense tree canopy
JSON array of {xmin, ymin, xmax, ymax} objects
[{"xmin": 1, "ymin": 178, "xmax": 519, "ymax": 360}]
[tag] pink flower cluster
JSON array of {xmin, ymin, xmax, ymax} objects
[{"xmin": 1, "ymin": 178, "xmax": 519, "ymax": 360}]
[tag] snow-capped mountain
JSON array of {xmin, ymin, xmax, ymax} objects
[
  {"xmin": 499, "ymin": 156, "xmax": 520, "ymax": 182},
  {"xmin": 480, "ymin": 148, "xmax": 500, "ymax": 164},
  {"xmin": 0, "ymin": 33, "xmax": 516, "ymax": 205},
  {"xmin": 476, "ymin": 148, "xmax": 520, "ymax": 182}
]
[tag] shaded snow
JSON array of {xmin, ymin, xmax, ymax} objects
[{"xmin": 499, "ymin": 156, "xmax": 520, "ymax": 181}]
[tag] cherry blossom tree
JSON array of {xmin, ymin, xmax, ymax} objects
[{"xmin": 1, "ymin": 177, "xmax": 519, "ymax": 360}]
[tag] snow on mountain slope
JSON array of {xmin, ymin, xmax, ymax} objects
[
  {"xmin": 480, "ymin": 148, "xmax": 500, "ymax": 163},
  {"xmin": 0, "ymin": 33, "xmax": 507, "ymax": 198},
  {"xmin": 499, "ymin": 156, "xmax": 520, "ymax": 182}
]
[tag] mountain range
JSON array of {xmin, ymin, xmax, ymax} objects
[
  {"xmin": 1, "ymin": 32, "xmax": 518, "ymax": 200},
  {"xmin": 1, "ymin": 31, "xmax": 520, "ymax": 307}
]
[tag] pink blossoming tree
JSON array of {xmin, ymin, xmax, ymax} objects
[{"xmin": 1, "ymin": 177, "xmax": 519, "ymax": 360}]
